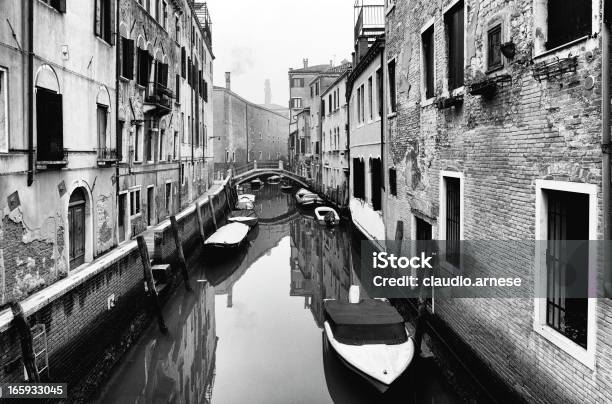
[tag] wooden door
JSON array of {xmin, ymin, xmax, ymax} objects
[{"xmin": 69, "ymin": 196, "xmax": 85, "ymax": 269}]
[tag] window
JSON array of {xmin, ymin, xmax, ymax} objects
[
  {"xmin": 422, "ymin": 25, "xmax": 435, "ymax": 99},
  {"xmin": 545, "ymin": 0, "xmax": 591, "ymax": 50},
  {"xmin": 291, "ymin": 78, "xmax": 304, "ymax": 88},
  {"xmin": 376, "ymin": 67, "xmax": 383, "ymax": 117},
  {"xmin": 360, "ymin": 85, "xmax": 365, "ymax": 123},
  {"xmin": 445, "ymin": 1, "xmax": 464, "ymax": 91},
  {"xmin": 356, "ymin": 87, "xmax": 360, "ymax": 123},
  {"xmin": 387, "ymin": 60, "xmax": 397, "ymax": 112},
  {"xmin": 0, "ymin": 68, "xmax": 7, "ymax": 153},
  {"xmin": 544, "ymin": 190, "xmax": 588, "ymax": 348},
  {"xmin": 370, "ymin": 158, "xmax": 382, "ymax": 211},
  {"xmin": 259, "ymin": 151, "xmax": 263, "ymax": 160},
  {"xmin": 173, "ymin": 131, "xmax": 178, "ymax": 159},
  {"xmin": 130, "ymin": 189, "xmax": 141, "ymax": 216},
  {"xmin": 137, "ymin": 48, "xmax": 151, "ymax": 87},
  {"xmin": 155, "ymin": 61, "xmax": 168, "ymax": 88},
  {"xmin": 389, "ymin": 168, "xmax": 397, "ymax": 196},
  {"xmin": 487, "ymin": 24, "xmax": 502, "ymax": 71},
  {"xmin": 117, "ymin": 121, "xmax": 124, "ymax": 161},
  {"xmin": 94, "ymin": 0, "xmax": 114, "ymax": 44},
  {"xmin": 329, "ymin": 94, "xmax": 332, "ymax": 115},
  {"xmin": 444, "ymin": 176, "xmax": 461, "ymax": 266},
  {"xmin": 175, "ymin": 74, "xmax": 180, "ymax": 101},
  {"xmin": 175, "ymin": 15, "xmax": 180, "ymax": 40},
  {"xmin": 316, "ymin": 82, "xmax": 320, "ymax": 95},
  {"xmin": 134, "ymin": 125, "xmax": 142, "ymax": 162},
  {"xmin": 121, "ymin": 38, "xmax": 134, "ymax": 79},
  {"xmin": 181, "ymin": 47, "xmax": 186, "ymax": 78},
  {"xmin": 41, "ymin": 0, "xmax": 66, "ymax": 13},
  {"xmin": 290, "ymin": 98, "xmax": 303, "ymax": 108},
  {"xmin": 159, "ymin": 129, "xmax": 165, "ymax": 160},
  {"xmin": 165, "ymin": 183, "xmax": 172, "ymax": 215},
  {"xmin": 311, "ymin": 86, "xmax": 314, "ymax": 98},
  {"xmin": 36, "ymin": 87, "xmax": 64, "ymax": 162},
  {"xmin": 146, "ymin": 186, "xmax": 154, "ymax": 226},
  {"xmin": 162, "ymin": 1, "xmax": 168, "ymax": 31},
  {"xmin": 97, "ymin": 104, "xmax": 108, "ymax": 154},
  {"xmin": 368, "ymin": 77, "xmax": 373, "ymax": 120},
  {"xmin": 352, "ymin": 158, "xmax": 365, "ymax": 199}
]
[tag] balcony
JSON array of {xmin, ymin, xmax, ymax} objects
[
  {"xmin": 144, "ymin": 82, "xmax": 174, "ymax": 116},
  {"xmin": 97, "ymin": 147, "xmax": 118, "ymax": 166},
  {"xmin": 354, "ymin": 0, "xmax": 385, "ymax": 40}
]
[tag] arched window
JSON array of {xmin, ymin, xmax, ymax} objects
[{"xmin": 35, "ymin": 65, "xmax": 63, "ymax": 163}]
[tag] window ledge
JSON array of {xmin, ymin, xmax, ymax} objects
[
  {"xmin": 387, "ymin": 112, "xmax": 397, "ymax": 119},
  {"xmin": 421, "ymin": 97, "xmax": 436, "ymax": 107},
  {"xmin": 533, "ymin": 322, "xmax": 595, "ymax": 370},
  {"xmin": 485, "ymin": 65, "xmax": 504, "ymax": 75},
  {"xmin": 451, "ymin": 86, "xmax": 465, "ymax": 97},
  {"xmin": 119, "ymin": 76, "xmax": 130, "ymax": 83},
  {"xmin": 534, "ymin": 35, "xmax": 590, "ymax": 60},
  {"xmin": 95, "ymin": 36, "xmax": 113, "ymax": 48}
]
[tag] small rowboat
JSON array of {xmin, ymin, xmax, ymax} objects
[
  {"xmin": 251, "ymin": 178, "xmax": 263, "ymax": 187},
  {"xmin": 235, "ymin": 200, "xmax": 254, "ymax": 210},
  {"xmin": 315, "ymin": 207, "xmax": 340, "ymax": 226},
  {"xmin": 323, "ymin": 286, "xmax": 415, "ymax": 393},
  {"xmin": 281, "ymin": 182, "xmax": 293, "ymax": 192},
  {"xmin": 228, "ymin": 209, "xmax": 259, "ymax": 227},
  {"xmin": 267, "ymin": 175, "xmax": 281, "ymax": 184},
  {"xmin": 204, "ymin": 222, "xmax": 250, "ymax": 249}
]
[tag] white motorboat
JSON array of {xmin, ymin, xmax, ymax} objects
[
  {"xmin": 323, "ymin": 287, "xmax": 415, "ymax": 393},
  {"xmin": 235, "ymin": 200, "xmax": 254, "ymax": 210},
  {"xmin": 204, "ymin": 222, "xmax": 250, "ymax": 249},
  {"xmin": 315, "ymin": 207, "xmax": 340, "ymax": 226},
  {"xmin": 238, "ymin": 194, "xmax": 256, "ymax": 203},
  {"xmin": 267, "ymin": 175, "xmax": 281, "ymax": 184},
  {"xmin": 228, "ymin": 209, "xmax": 259, "ymax": 227}
]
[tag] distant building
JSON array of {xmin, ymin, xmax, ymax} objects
[
  {"xmin": 213, "ymin": 74, "xmax": 289, "ymax": 170},
  {"xmin": 321, "ymin": 66, "xmax": 351, "ymax": 207}
]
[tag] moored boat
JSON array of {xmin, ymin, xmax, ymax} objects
[
  {"xmin": 323, "ymin": 287, "xmax": 415, "ymax": 393},
  {"xmin": 295, "ymin": 188, "xmax": 324, "ymax": 207},
  {"xmin": 228, "ymin": 209, "xmax": 259, "ymax": 227},
  {"xmin": 315, "ymin": 206, "xmax": 340, "ymax": 226},
  {"xmin": 238, "ymin": 194, "xmax": 256, "ymax": 203},
  {"xmin": 251, "ymin": 178, "xmax": 263, "ymax": 187},
  {"xmin": 204, "ymin": 222, "xmax": 250, "ymax": 249},
  {"xmin": 235, "ymin": 200, "xmax": 254, "ymax": 210},
  {"xmin": 267, "ymin": 175, "xmax": 281, "ymax": 184},
  {"xmin": 280, "ymin": 181, "xmax": 293, "ymax": 192}
]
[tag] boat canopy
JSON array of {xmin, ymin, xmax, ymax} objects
[{"xmin": 324, "ymin": 300, "xmax": 408, "ymax": 345}]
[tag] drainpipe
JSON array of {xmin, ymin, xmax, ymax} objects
[
  {"xmin": 27, "ymin": 0, "xmax": 34, "ymax": 186},
  {"xmin": 114, "ymin": 0, "xmax": 120, "ymax": 240},
  {"xmin": 603, "ymin": 2, "xmax": 612, "ymax": 298}
]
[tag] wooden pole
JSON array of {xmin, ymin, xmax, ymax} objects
[
  {"xmin": 195, "ymin": 201, "xmax": 206, "ymax": 244},
  {"xmin": 170, "ymin": 216, "xmax": 192, "ymax": 291},
  {"xmin": 137, "ymin": 236, "xmax": 168, "ymax": 334},
  {"xmin": 10, "ymin": 302, "xmax": 40, "ymax": 382},
  {"xmin": 209, "ymin": 196, "xmax": 218, "ymax": 230}
]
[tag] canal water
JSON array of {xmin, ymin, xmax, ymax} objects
[{"xmin": 96, "ymin": 184, "xmax": 463, "ymax": 404}]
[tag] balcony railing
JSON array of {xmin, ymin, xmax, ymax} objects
[
  {"xmin": 144, "ymin": 82, "xmax": 174, "ymax": 114},
  {"xmin": 97, "ymin": 147, "xmax": 118, "ymax": 165}
]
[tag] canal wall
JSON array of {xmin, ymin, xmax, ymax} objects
[{"xmin": 0, "ymin": 177, "xmax": 235, "ymax": 397}]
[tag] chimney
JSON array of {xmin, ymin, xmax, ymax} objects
[
  {"xmin": 357, "ymin": 37, "xmax": 370, "ymax": 63},
  {"xmin": 225, "ymin": 72, "xmax": 231, "ymax": 90},
  {"xmin": 264, "ymin": 79, "xmax": 272, "ymax": 105},
  {"xmin": 330, "ymin": 60, "xmax": 333, "ymax": 67},
  {"xmin": 303, "ymin": 58, "xmax": 309, "ymax": 68}
]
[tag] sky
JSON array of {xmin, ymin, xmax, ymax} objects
[{"xmin": 207, "ymin": 0, "xmax": 355, "ymax": 107}]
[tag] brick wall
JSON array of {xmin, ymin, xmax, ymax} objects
[{"xmin": 384, "ymin": 0, "xmax": 612, "ymax": 402}]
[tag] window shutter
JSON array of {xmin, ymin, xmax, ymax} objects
[
  {"xmin": 94, "ymin": 0, "xmax": 101, "ymax": 37},
  {"xmin": 127, "ymin": 40, "xmax": 135, "ymax": 79},
  {"xmin": 109, "ymin": 0, "xmax": 116, "ymax": 45},
  {"xmin": 181, "ymin": 48, "xmax": 186, "ymax": 78}
]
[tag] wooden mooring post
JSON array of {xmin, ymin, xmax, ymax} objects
[
  {"xmin": 137, "ymin": 236, "xmax": 168, "ymax": 334},
  {"xmin": 209, "ymin": 196, "xmax": 218, "ymax": 230},
  {"xmin": 170, "ymin": 216, "xmax": 192, "ymax": 291},
  {"xmin": 10, "ymin": 302, "xmax": 40, "ymax": 382},
  {"xmin": 195, "ymin": 202, "xmax": 206, "ymax": 244}
]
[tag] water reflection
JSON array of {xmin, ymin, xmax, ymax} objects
[{"xmin": 97, "ymin": 184, "xmax": 463, "ymax": 404}]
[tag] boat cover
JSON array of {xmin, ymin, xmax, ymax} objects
[
  {"xmin": 204, "ymin": 222, "xmax": 250, "ymax": 246},
  {"xmin": 324, "ymin": 300, "xmax": 407, "ymax": 345},
  {"xmin": 230, "ymin": 209, "xmax": 257, "ymax": 218}
]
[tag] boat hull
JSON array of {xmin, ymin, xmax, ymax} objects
[
  {"xmin": 228, "ymin": 216, "xmax": 259, "ymax": 227},
  {"xmin": 323, "ymin": 322, "xmax": 414, "ymax": 393}
]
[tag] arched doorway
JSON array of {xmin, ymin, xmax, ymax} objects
[{"xmin": 68, "ymin": 188, "xmax": 87, "ymax": 269}]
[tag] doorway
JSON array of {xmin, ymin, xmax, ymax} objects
[{"xmin": 68, "ymin": 188, "xmax": 86, "ymax": 269}]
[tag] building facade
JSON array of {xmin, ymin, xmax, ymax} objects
[
  {"xmin": 348, "ymin": 36, "xmax": 386, "ymax": 247},
  {"xmin": 212, "ymin": 75, "xmax": 289, "ymax": 170},
  {"xmin": 321, "ymin": 69, "xmax": 351, "ymax": 207},
  {"xmin": 288, "ymin": 60, "xmax": 330, "ymax": 177},
  {"xmin": 116, "ymin": 0, "xmax": 214, "ymax": 243},
  {"xmin": 383, "ymin": 0, "xmax": 612, "ymax": 402},
  {"xmin": 0, "ymin": 0, "xmax": 118, "ymax": 303}
]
